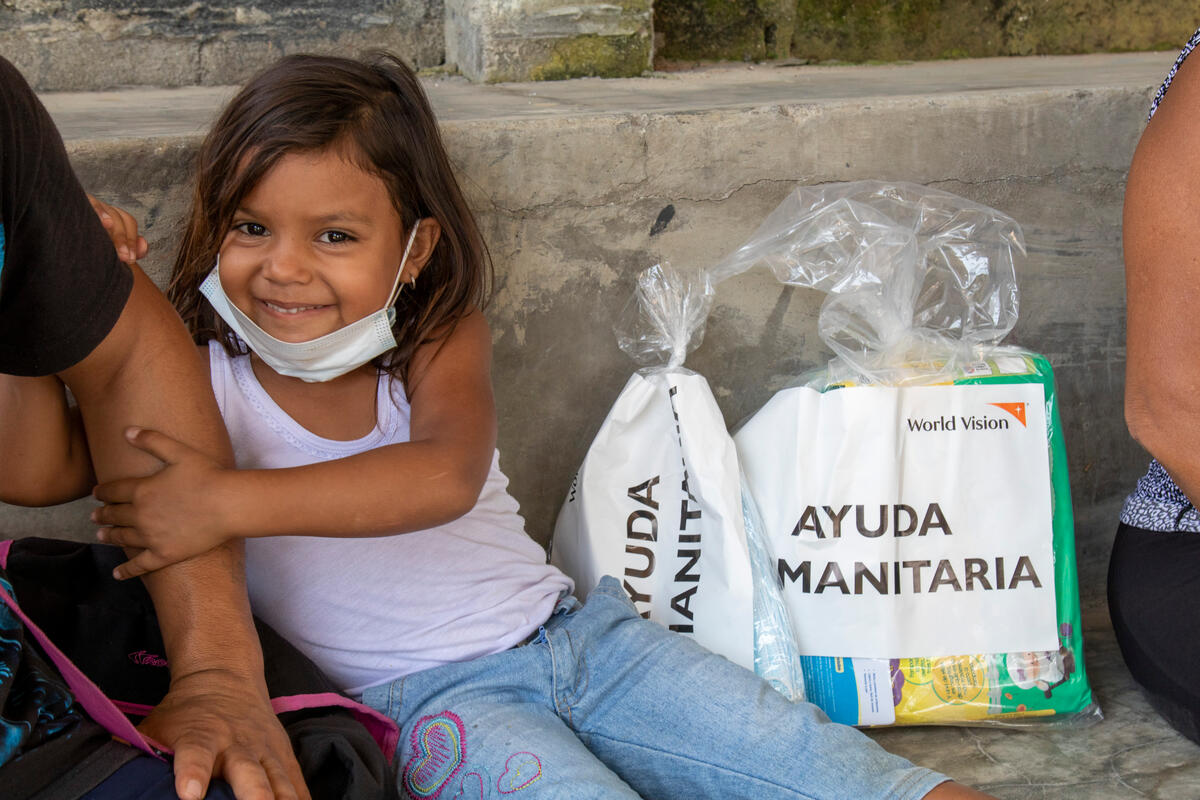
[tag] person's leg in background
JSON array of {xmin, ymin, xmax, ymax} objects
[{"xmin": 1109, "ymin": 523, "xmax": 1200, "ymax": 744}]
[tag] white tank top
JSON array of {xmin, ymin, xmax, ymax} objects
[{"xmin": 208, "ymin": 341, "xmax": 573, "ymax": 695}]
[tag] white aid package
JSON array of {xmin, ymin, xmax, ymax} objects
[
  {"xmin": 553, "ymin": 367, "xmax": 754, "ymax": 667},
  {"xmin": 552, "ymin": 264, "xmax": 804, "ymax": 698}
]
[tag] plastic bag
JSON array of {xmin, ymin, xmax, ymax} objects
[
  {"xmin": 742, "ymin": 481, "xmax": 807, "ymax": 701},
  {"xmin": 721, "ymin": 181, "xmax": 1098, "ymax": 726},
  {"xmin": 552, "ymin": 263, "xmax": 805, "ymax": 701},
  {"xmin": 712, "ymin": 180, "xmax": 1022, "ymax": 384}
]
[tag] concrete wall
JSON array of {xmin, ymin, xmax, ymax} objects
[
  {"xmin": 465, "ymin": 95, "xmax": 1142, "ymax": 559},
  {"xmin": 445, "ymin": 0, "xmax": 653, "ymax": 82},
  {"xmin": 0, "ymin": 0, "xmax": 444, "ymax": 90},
  {"xmin": 656, "ymin": 0, "xmax": 1197, "ymax": 65},
  {"xmin": 5, "ymin": 0, "xmax": 1193, "ymax": 90},
  {"xmin": 10, "ymin": 55, "xmax": 1167, "ymax": 601},
  {"xmin": 0, "ymin": 0, "xmax": 652, "ymax": 89},
  {"xmin": 0, "ymin": 0, "xmax": 652, "ymax": 88}
]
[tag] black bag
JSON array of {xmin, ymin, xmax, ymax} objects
[{"xmin": 0, "ymin": 537, "xmax": 400, "ymax": 800}]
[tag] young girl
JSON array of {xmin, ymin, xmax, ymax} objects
[{"xmin": 89, "ymin": 54, "xmax": 988, "ymax": 800}]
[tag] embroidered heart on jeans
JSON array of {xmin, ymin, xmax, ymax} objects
[
  {"xmin": 497, "ymin": 752, "xmax": 542, "ymax": 793},
  {"xmin": 404, "ymin": 711, "xmax": 466, "ymax": 798}
]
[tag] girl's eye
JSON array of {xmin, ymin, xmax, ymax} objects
[
  {"xmin": 234, "ymin": 222, "xmax": 267, "ymax": 237},
  {"xmin": 319, "ymin": 230, "xmax": 354, "ymax": 244}
]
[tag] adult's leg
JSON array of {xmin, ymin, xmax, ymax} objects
[
  {"xmin": 1108, "ymin": 522, "xmax": 1200, "ymax": 743},
  {"xmin": 0, "ymin": 57, "xmax": 307, "ymax": 800},
  {"xmin": 554, "ymin": 578, "xmax": 955, "ymax": 800}
]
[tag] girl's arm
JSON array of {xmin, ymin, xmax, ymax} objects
[
  {"xmin": 1124, "ymin": 51, "xmax": 1200, "ymax": 507},
  {"xmin": 0, "ymin": 374, "xmax": 94, "ymax": 504},
  {"xmin": 93, "ymin": 309, "xmax": 499, "ymax": 579}
]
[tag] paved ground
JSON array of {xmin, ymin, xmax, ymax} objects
[{"xmin": 871, "ymin": 606, "xmax": 1200, "ymax": 799}]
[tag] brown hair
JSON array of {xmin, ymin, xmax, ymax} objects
[{"xmin": 169, "ymin": 52, "xmax": 491, "ymax": 386}]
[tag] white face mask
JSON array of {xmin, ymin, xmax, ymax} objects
[{"xmin": 200, "ymin": 222, "xmax": 422, "ymax": 383}]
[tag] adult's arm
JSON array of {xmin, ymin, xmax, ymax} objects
[
  {"xmin": 60, "ymin": 266, "xmax": 309, "ymax": 800},
  {"xmin": 1124, "ymin": 51, "xmax": 1200, "ymax": 506},
  {"xmin": 0, "ymin": 54, "xmax": 305, "ymax": 798},
  {"xmin": 0, "ymin": 373, "xmax": 93, "ymax": 505},
  {"xmin": 0, "ymin": 196, "xmax": 150, "ymax": 505}
]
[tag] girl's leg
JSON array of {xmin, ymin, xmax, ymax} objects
[
  {"xmin": 362, "ymin": 640, "xmax": 642, "ymax": 800},
  {"xmin": 550, "ymin": 577, "xmax": 949, "ymax": 800}
]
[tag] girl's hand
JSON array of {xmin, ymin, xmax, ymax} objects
[
  {"xmin": 92, "ymin": 426, "xmax": 237, "ymax": 579},
  {"xmin": 87, "ymin": 194, "xmax": 149, "ymax": 264}
]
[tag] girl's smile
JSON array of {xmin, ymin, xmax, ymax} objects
[
  {"xmin": 262, "ymin": 300, "xmax": 328, "ymax": 314},
  {"xmin": 217, "ymin": 147, "xmax": 409, "ymax": 344},
  {"xmin": 258, "ymin": 299, "xmax": 333, "ymax": 322}
]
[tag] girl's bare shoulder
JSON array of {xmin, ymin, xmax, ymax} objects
[{"xmin": 407, "ymin": 309, "xmax": 493, "ymax": 402}]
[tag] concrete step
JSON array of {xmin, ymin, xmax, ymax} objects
[{"xmin": 9, "ymin": 52, "xmax": 1199, "ymax": 797}]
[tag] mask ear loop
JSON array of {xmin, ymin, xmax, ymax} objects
[
  {"xmin": 385, "ymin": 221, "xmax": 423, "ymax": 308},
  {"xmin": 382, "ymin": 221, "xmax": 422, "ymax": 327}
]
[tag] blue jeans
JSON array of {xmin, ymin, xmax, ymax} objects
[{"xmin": 362, "ymin": 576, "xmax": 946, "ymax": 800}]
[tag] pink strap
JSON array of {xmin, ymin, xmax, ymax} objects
[
  {"xmin": 271, "ymin": 693, "xmax": 400, "ymax": 763},
  {"xmin": 0, "ymin": 539, "xmax": 399, "ymax": 764},
  {"xmin": 113, "ymin": 699, "xmax": 156, "ymax": 718},
  {"xmin": 0, "ymin": 568, "xmax": 167, "ymax": 759}
]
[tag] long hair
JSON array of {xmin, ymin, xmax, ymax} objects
[{"xmin": 169, "ymin": 52, "xmax": 491, "ymax": 387}]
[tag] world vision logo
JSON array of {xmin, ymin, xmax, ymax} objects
[
  {"xmin": 906, "ymin": 401, "xmax": 1027, "ymax": 433},
  {"xmin": 988, "ymin": 402, "xmax": 1027, "ymax": 427}
]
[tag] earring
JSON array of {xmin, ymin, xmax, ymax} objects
[{"xmin": 409, "ymin": 273, "xmax": 417, "ymax": 288}]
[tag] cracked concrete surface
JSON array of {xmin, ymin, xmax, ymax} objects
[{"xmin": 11, "ymin": 56, "xmax": 1199, "ymax": 795}]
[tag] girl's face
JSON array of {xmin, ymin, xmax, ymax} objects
[{"xmin": 217, "ymin": 148, "xmax": 408, "ymax": 344}]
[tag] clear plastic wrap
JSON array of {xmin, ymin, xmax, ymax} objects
[
  {"xmin": 722, "ymin": 182, "xmax": 1099, "ymax": 727},
  {"xmin": 712, "ymin": 180, "xmax": 1024, "ymax": 384},
  {"xmin": 615, "ymin": 262, "xmax": 714, "ymax": 369},
  {"xmin": 742, "ymin": 482, "xmax": 807, "ymax": 702}
]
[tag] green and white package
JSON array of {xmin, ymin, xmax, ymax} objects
[
  {"xmin": 717, "ymin": 181, "xmax": 1099, "ymax": 726},
  {"xmin": 735, "ymin": 349, "xmax": 1096, "ymax": 725}
]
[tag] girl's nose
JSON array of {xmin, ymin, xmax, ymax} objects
[{"xmin": 260, "ymin": 238, "xmax": 313, "ymax": 283}]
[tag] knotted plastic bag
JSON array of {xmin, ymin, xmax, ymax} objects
[
  {"xmin": 713, "ymin": 180, "xmax": 1023, "ymax": 384},
  {"xmin": 552, "ymin": 262, "xmax": 804, "ymax": 701}
]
